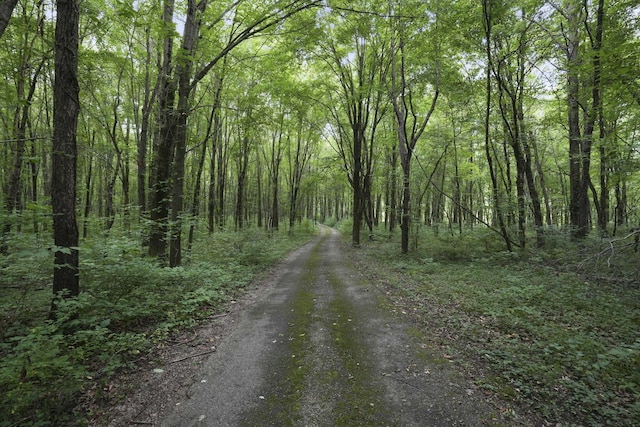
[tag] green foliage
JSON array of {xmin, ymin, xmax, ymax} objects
[
  {"xmin": 0, "ymin": 226, "xmax": 315, "ymax": 426},
  {"xmin": 353, "ymin": 227, "xmax": 640, "ymax": 426}
]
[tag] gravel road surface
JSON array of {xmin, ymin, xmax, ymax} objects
[{"xmin": 156, "ymin": 227, "xmax": 500, "ymax": 426}]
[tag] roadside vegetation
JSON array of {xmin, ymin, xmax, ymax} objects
[
  {"xmin": 3, "ymin": 218, "xmax": 639, "ymax": 427},
  {"xmin": 0, "ymin": 222, "xmax": 316, "ymax": 427},
  {"xmin": 342, "ymin": 221, "xmax": 640, "ymax": 427}
]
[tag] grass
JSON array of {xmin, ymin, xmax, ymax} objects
[
  {"xmin": 347, "ymin": 224, "xmax": 640, "ymax": 426},
  {"xmin": 0, "ymin": 221, "xmax": 316, "ymax": 427}
]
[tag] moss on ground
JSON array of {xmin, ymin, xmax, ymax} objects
[
  {"xmin": 243, "ymin": 238, "xmax": 322, "ymax": 426},
  {"xmin": 327, "ymin": 271, "xmax": 393, "ymax": 426}
]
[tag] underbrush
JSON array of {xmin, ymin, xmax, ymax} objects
[
  {"xmin": 0, "ymin": 224, "xmax": 315, "ymax": 427},
  {"xmin": 352, "ymin": 226, "xmax": 640, "ymax": 426}
]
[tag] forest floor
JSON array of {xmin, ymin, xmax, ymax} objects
[{"xmin": 96, "ymin": 226, "xmax": 532, "ymax": 426}]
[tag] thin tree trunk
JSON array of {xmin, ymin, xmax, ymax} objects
[
  {"xmin": 207, "ymin": 78, "xmax": 224, "ymax": 233},
  {"xmin": 216, "ymin": 129, "xmax": 227, "ymax": 231},
  {"xmin": 188, "ymin": 130, "xmax": 209, "ymax": 250},
  {"xmin": 82, "ymin": 132, "xmax": 94, "ymax": 239},
  {"xmin": 137, "ymin": 27, "xmax": 156, "ymax": 215},
  {"xmin": 389, "ymin": 142, "xmax": 397, "ymax": 232},
  {"xmin": 482, "ymin": 0, "xmax": 511, "ymax": 251},
  {"xmin": 29, "ymin": 139, "xmax": 39, "ymax": 233},
  {"xmin": 269, "ymin": 112, "xmax": 285, "ymax": 230},
  {"xmin": 2, "ymin": 55, "xmax": 44, "ymax": 252},
  {"xmin": 235, "ymin": 135, "xmax": 250, "ymax": 231}
]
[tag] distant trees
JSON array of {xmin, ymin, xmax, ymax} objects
[{"xmin": 147, "ymin": 0, "xmax": 323, "ymax": 265}]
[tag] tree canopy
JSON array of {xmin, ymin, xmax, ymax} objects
[{"xmin": 0, "ymin": 0, "xmax": 639, "ymax": 288}]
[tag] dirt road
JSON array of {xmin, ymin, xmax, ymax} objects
[{"xmin": 157, "ymin": 227, "xmax": 500, "ymax": 426}]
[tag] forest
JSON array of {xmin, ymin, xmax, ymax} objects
[{"xmin": 1, "ymin": 0, "xmax": 639, "ymax": 425}]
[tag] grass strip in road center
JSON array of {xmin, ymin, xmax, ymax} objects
[
  {"xmin": 327, "ymin": 271, "xmax": 393, "ymax": 426},
  {"xmin": 244, "ymin": 238, "xmax": 323, "ymax": 425}
]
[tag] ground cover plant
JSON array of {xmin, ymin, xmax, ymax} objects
[
  {"xmin": 347, "ymin": 224, "xmax": 640, "ymax": 426},
  {"xmin": 0, "ymin": 222, "xmax": 316, "ymax": 427}
]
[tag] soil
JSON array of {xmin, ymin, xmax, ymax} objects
[{"xmin": 93, "ymin": 227, "xmax": 516, "ymax": 426}]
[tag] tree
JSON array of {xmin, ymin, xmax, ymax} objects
[
  {"xmin": 51, "ymin": 0, "xmax": 80, "ymax": 311},
  {"xmin": 320, "ymin": 3, "xmax": 389, "ymax": 245},
  {"xmin": 147, "ymin": 0, "xmax": 323, "ymax": 265},
  {"xmin": 552, "ymin": 0, "xmax": 605, "ymax": 238},
  {"xmin": 488, "ymin": 2, "xmax": 545, "ymax": 247},
  {"xmin": 389, "ymin": 0, "xmax": 440, "ymax": 254},
  {"xmin": 482, "ymin": 0, "xmax": 512, "ymax": 251},
  {"xmin": 287, "ymin": 111, "xmax": 317, "ymax": 230}
]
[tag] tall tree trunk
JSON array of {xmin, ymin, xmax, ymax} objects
[
  {"xmin": 614, "ymin": 180, "xmax": 626, "ymax": 228},
  {"xmin": 105, "ymin": 145, "xmax": 122, "ymax": 232},
  {"xmin": 270, "ymin": 114, "xmax": 284, "ymax": 230},
  {"xmin": 121, "ymin": 132, "xmax": 131, "ymax": 229},
  {"xmin": 2, "ymin": 52, "xmax": 44, "ymax": 252},
  {"xmin": 532, "ymin": 135, "xmax": 552, "ymax": 226},
  {"xmin": 51, "ymin": 0, "xmax": 80, "ymax": 312},
  {"xmin": 595, "ymin": 4, "xmax": 608, "ymax": 235},
  {"xmin": 389, "ymin": 142, "xmax": 397, "ymax": 232},
  {"xmin": 482, "ymin": 0, "xmax": 511, "ymax": 251},
  {"xmin": 148, "ymin": 0, "xmax": 176, "ymax": 261},
  {"xmin": 29, "ymin": 139, "xmax": 39, "ymax": 233},
  {"xmin": 168, "ymin": 0, "xmax": 206, "ymax": 267},
  {"xmin": 351, "ymin": 124, "xmax": 363, "ymax": 245},
  {"xmin": 188, "ymin": 120, "xmax": 210, "ymax": 250},
  {"xmin": 207, "ymin": 75, "xmax": 224, "ymax": 233},
  {"xmin": 565, "ymin": 0, "xmax": 597, "ymax": 237},
  {"xmin": 137, "ymin": 27, "xmax": 156, "ymax": 215},
  {"xmin": 216, "ymin": 129, "xmax": 227, "ymax": 231},
  {"xmin": 235, "ymin": 135, "xmax": 250, "ymax": 231},
  {"xmin": 82, "ymin": 132, "xmax": 94, "ymax": 238},
  {"xmin": 288, "ymin": 117, "xmax": 312, "ymax": 231}
]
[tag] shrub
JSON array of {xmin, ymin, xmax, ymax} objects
[{"xmin": 1, "ymin": 227, "xmax": 315, "ymax": 426}]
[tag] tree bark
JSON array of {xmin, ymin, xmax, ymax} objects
[
  {"xmin": 207, "ymin": 74, "xmax": 224, "ymax": 233},
  {"xmin": 148, "ymin": 0, "xmax": 176, "ymax": 261},
  {"xmin": 216, "ymin": 129, "xmax": 228, "ymax": 231},
  {"xmin": 51, "ymin": 0, "xmax": 80, "ymax": 311},
  {"xmin": 0, "ymin": 0, "xmax": 18, "ymax": 38},
  {"xmin": 288, "ymin": 116, "xmax": 312, "ymax": 231},
  {"xmin": 270, "ymin": 113, "xmax": 285, "ymax": 230}
]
